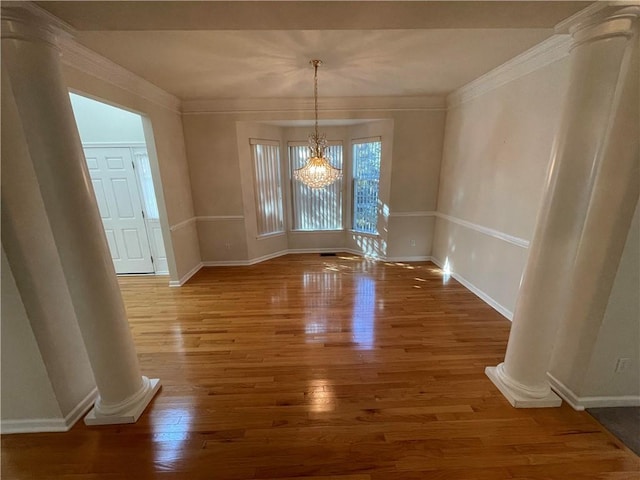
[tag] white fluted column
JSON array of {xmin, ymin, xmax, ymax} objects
[
  {"xmin": 1, "ymin": 5, "xmax": 160, "ymax": 425},
  {"xmin": 486, "ymin": 5, "xmax": 640, "ymax": 408}
]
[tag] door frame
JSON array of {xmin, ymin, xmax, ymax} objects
[{"xmin": 82, "ymin": 142, "xmax": 169, "ymax": 275}]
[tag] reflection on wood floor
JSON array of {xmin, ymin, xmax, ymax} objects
[{"xmin": 2, "ymin": 254, "xmax": 638, "ymax": 479}]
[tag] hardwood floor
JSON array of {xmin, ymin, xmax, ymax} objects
[{"xmin": 2, "ymin": 254, "xmax": 638, "ymax": 479}]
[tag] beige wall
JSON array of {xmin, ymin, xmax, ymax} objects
[
  {"xmin": 433, "ymin": 57, "xmax": 571, "ymax": 314},
  {"xmin": 63, "ymin": 66, "xmax": 200, "ymax": 282},
  {"xmin": 1, "ymin": 248, "xmax": 62, "ymax": 423},
  {"xmin": 580, "ymin": 202, "xmax": 640, "ymax": 400},
  {"xmin": 182, "ymin": 108, "xmax": 445, "ymax": 262}
]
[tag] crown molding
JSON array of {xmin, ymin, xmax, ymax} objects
[
  {"xmin": 447, "ymin": 34, "xmax": 571, "ymax": 109},
  {"xmin": 181, "ymin": 96, "xmax": 446, "ymax": 115},
  {"xmin": 58, "ymin": 37, "xmax": 181, "ymax": 114},
  {"xmin": 2, "ymin": 1, "xmax": 75, "ymax": 38}
]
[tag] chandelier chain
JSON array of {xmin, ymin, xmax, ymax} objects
[
  {"xmin": 313, "ymin": 59, "xmax": 320, "ymax": 139},
  {"xmin": 293, "ymin": 59, "xmax": 342, "ymax": 189}
]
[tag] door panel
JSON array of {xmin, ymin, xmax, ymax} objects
[
  {"xmin": 84, "ymin": 147, "xmax": 154, "ymax": 274},
  {"xmin": 91, "ymin": 179, "xmax": 111, "ymax": 219}
]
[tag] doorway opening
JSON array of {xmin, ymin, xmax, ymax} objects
[{"xmin": 69, "ymin": 93, "xmax": 168, "ymax": 275}]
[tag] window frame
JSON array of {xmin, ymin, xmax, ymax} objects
[
  {"xmin": 351, "ymin": 137, "xmax": 382, "ymax": 236},
  {"xmin": 250, "ymin": 138, "xmax": 285, "ymax": 237}
]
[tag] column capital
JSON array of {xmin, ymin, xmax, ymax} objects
[
  {"xmin": 570, "ymin": 5, "xmax": 640, "ymax": 48},
  {"xmin": 1, "ymin": 2, "xmax": 72, "ymax": 48},
  {"xmin": 555, "ymin": 3, "xmax": 640, "ymax": 46}
]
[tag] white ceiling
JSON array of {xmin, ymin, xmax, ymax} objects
[{"xmin": 38, "ymin": 1, "xmax": 592, "ymax": 100}]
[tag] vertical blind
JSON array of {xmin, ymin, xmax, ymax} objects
[
  {"xmin": 289, "ymin": 143, "xmax": 343, "ymax": 231},
  {"xmin": 251, "ymin": 141, "xmax": 284, "ymax": 236},
  {"xmin": 352, "ymin": 139, "xmax": 381, "ymax": 234}
]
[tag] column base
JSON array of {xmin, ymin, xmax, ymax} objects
[
  {"xmin": 485, "ymin": 367, "xmax": 561, "ymax": 408},
  {"xmin": 84, "ymin": 378, "xmax": 161, "ymax": 425}
]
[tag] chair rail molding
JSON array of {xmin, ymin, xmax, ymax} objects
[{"xmin": 435, "ymin": 212, "xmax": 530, "ymax": 249}]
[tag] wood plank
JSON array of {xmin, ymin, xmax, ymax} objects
[{"xmin": 2, "ymin": 254, "xmax": 637, "ymax": 479}]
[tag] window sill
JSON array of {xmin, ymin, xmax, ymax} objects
[
  {"xmin": 289, "ymin": 229, "xmax": 345, "ymax": 234},
  {"xmin": 348, "ymin": 229, "xmax": 380, "ymax": 238}
]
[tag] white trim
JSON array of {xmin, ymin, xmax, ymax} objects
[
  {"xmin": 547, "ymin": 373, "xmax": 586, "ymax": 411},
  {"xmin": 200, "ymin": 250, "xmax": 433, "ymax": 268},
  {"xmin": 64, "ymin": 387, "xmax": 99, "ymax": 428},
  {"xmin": 435, "ymin": 212, "xmax": 530, "ymax": 249},
  {"xmin": 1, "ymin": 387, "xmax": 98, "ymax": 434},
  {"xmin": 352, "ymin": 136, "xmax": 382, "ymax": 145},
  {"xmin": 169, "ymin": 262, "xmax": 203, "ymax": 287},
  {"xmin": 1, "ymin": 418, "xmax": 68, "ymax": 434},
  {"xmin": 197, "ymin": 215, "xmax": 245, "ymax": 222},
  {"xmin": 257, "ymin": 232, "xmax": 286, "ymax": 240},
  {"xmin": 202, "ymin": 260, "xmax": 253, "ymax": 267},
  {"xmin": 385, "ymin": 256, "xmax": 433, "ymax": 262},
  {"xmin": 348, "ymin": 229, "xmax": 380, "ymax": 238},
  {"xmin": 554, "ymin": 2, "xmax": 611, "ymax": 34},
  {"xmin": 447, "ymin": 34, "xmax": 572, "ymax": 109},
  {"xmin": 288, "ymin": 248, "xmax": 359, "ymax": 256},
  {"xmin": 249, "ymin": 138, "xmax": 280, "ymax": 146},
  {"xmin": 169, "ymin": 217, "xmax": 196, "ymax": 232},
  {"xmin": 182, "ymin": 96, "xmax": 446, "ymax": 114},
  {"xmin": 547, "ymin": 373, "xmax": 640, "ymax": 411},
  {"xmin": 81, "ymin": 142, "xmax": 147, "ymax": 149},
  {"xmin": 201, "ymin": 248, "xmax": 344, "ymax": 267},
  {"xmin": 85, "ymin": 378, "xmax": 161, "ymax": 426},
  {"xmin": 59, "ymin": 37, "xmax": 181, "ymax": 114},
  {"xmin": 430, "ymin": 256, "xmax": 513, "ymax": 320},
  {"xmin": 580, "ymin": 395, "xmax": 640, "ymax": 409},
  {"xmin": 17, "ymin": 2, "xmax": 75, "ymax": 38},
  {"xmin": 486, "ymin": 366, "xmax": 562, "ymax": 408},
  {"xmin": 389, "ymin": 211, "xmax": 436, "ymax": 218},
  {"xmin": 289, "ymin": 229, "xmax": 344, "ymax": 234}
]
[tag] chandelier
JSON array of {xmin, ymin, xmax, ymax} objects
[{"xmin": 293, "ymin": 60, "xmax": 342, "ymax": 189}]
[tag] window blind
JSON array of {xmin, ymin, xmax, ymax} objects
[{"xmin": 289, "ymin": 143, "xmax": 343, "ymax": 231}]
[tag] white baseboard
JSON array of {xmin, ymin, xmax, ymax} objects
[
  {"xmin": 1, "ymin": 418, "xmax": 68, "ymax": 434},
  {"xmin": 169, "ymin": 262, "xmax": 203, "ymax": 287},
  {"xmin": 288, "ymin": 247, "xmax": 350, "ymax": 255},
  {"xmin": 385, "ymin": 255, "xmax": 433, "ymax": 262},
  {"xmin": 199, "ymin": 250, "xmax": 435, "ymax": 269},
  {"xmin": 1, "ymin": 387, "xmax": 98, "ymax": 434},
  {"xmin": 430, "ymin": 256, "xmax": 513, "ymax": 320},
  {"xmin": 65, "ymin": 387, "xmax": 98, "ymax": 428},
  {"xmin": 547, "ymin": 373, "xmax": 640, "ymax": 410},
  {"xmin": 202, "ymin": 248, "xmax": 366, "ymax": 268},
  {"xmin": 202, "ymin": 259, "xmax": 254, "ymax": 267}
]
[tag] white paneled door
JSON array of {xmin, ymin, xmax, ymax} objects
[{"xmin": 84, "ymin": 147, "xmax": 154, "ymax": 274}]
